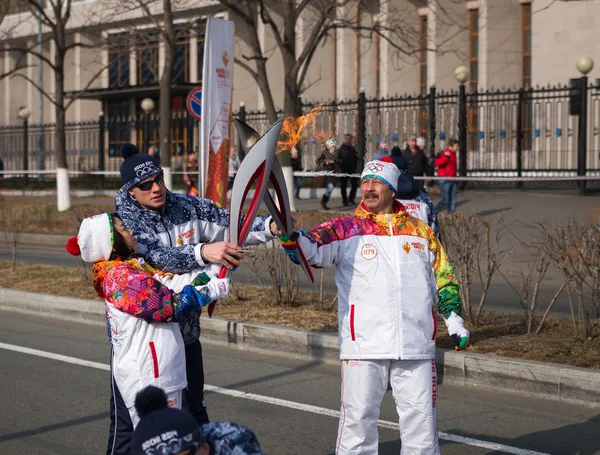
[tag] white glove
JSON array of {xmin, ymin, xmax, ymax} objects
[
  {"xmin": 443, "ymin": 312, "xmax": 470, "ymax": 350},
  {"xmin": 200, "ymin": 277, "xmax": 230, "ymax": 301}
]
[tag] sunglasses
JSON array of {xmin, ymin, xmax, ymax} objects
[{"xmin": 136, "ymin": 173, "xmax": 164, "ymax": 191}]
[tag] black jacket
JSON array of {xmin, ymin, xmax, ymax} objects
[
  {"xmin": 336, "ymin": 144, "xmax": 359, "ymax": 173},
  {"xmin": 403, "ymin": 147, "xmax": 431, "ymax": 177}
]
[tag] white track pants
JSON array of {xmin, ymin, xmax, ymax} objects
[{"xmin": 336, "ymin": 359, "xmax": 439, "ymax": 455}]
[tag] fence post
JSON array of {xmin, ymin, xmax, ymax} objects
[
  {"xmin": 98, "ymin": 111, "xmax": 105, "ymax": 189},
  {"xmin": 458, "ymin": 83, "xmax": 468, "ymax": 187},
  {"xmin": 23, "ymin": 119, "xmax": 29, "ymax": 187},
  {"xmin": 357, "ymin": 87, "xmax": 366, "ymax": 167},
  {"xmin": 516, "ymin": 89, "xmax": 524, "ymax": 189},
  {"xmin": 428, "ymin": 86, "xmax": 436, "ymax": 159},
  {"xmin": 577, "ymin": 75, "xmax": 588, "ymax": 195},
  {"xmin": 238, "ymin": 102, "xmax": 247, "ymax": 161}
]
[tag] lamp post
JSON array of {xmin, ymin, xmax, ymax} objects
[
  {"xmin": 18, "ymin": 107, "xmax": 31, "ymax": 187},
  {"xmin": 575, "ymin": 56, "xmax": 593, "ymax": 195},
  {"xmin": 454, "ymin": 66, "xmax": 470, "ymax": 187},
  {"xmin": 140, "ymin": 98, "xmax": 155, "ymax": 154}
]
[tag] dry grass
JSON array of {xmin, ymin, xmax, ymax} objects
[{"xmin": 2, "ymin": 260, "xmax": 599, "ymax": 369}]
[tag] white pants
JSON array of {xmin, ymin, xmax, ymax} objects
[
  {"xmin": 127, "ymin": 389, "xmax": 183, "ymax": 429},
  {"xmin": 336, "ymin": 359, "xmax": 439, "ymax": 455}
]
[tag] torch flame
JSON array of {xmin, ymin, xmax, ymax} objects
[{"xmin": 277, "ymin": 105, "xmax": 323, "ymax": 153}]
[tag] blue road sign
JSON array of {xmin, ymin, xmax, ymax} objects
[{"xmin": 187, "ymin": 88, "xmax": 202, "ymax": 120}]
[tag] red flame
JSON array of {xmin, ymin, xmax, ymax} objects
[{"xmin": 277, "ymin": 105, "xmax": 323, "ymax": 153}]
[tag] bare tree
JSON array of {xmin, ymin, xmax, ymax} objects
[
  {"xmin": 438, "ymin": 212, "xmax": 484, "ymax": 324},
  {"xmin": 0, "ymin": 0, "xmax": 109, "ymax": 211},
  {"xmin": 474, "ymin": 217, "xmax": 513, "ymax": 325}
]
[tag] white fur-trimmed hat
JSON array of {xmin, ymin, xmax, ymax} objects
[{"xmin": 66, "ymin": 213, "xmax": 114, "ymax": 263}]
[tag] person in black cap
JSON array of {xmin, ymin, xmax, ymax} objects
[
  {"xmin": 133, "ymin": 386, "xmax": 263, "ymax": 455},
  {"xmin": 111, "ymin": 143, "xmax": 281, "ymax": 455}
]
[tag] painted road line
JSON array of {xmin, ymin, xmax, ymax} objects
[{"xmin": 0, "ymin": 342, "xmax": 550, "ymax": 455}]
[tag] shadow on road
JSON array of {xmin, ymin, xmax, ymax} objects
[
  {"xmin": 447, "ymin": 413, "xmax": 600, "ymax": 455},
  {"xmin": 0, "ymin": 411, "xmax": 109, "ymax": 443}
]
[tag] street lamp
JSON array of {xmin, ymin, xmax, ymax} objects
[
  {"xmin": 18, "ymin": 106, "xmax": 31, "ymax": 187},
  {"xmin": 455, "ymin": 66, "xmax": 470, "ymax": 185},
  {"xmin": 576, "ymin": 56, "xmax": 594, "ymax": 76},
  {"xmin": 141, "ymin": 98, "xmax": 155, "ymax": 154}
]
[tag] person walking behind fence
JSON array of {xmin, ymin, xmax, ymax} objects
[
  {"xmin": 279, "ymin": 156, "xmax": 469, "ymax": 455},
  {"xmin": 317, "ymin": 138, "xmax": 338, "ymax": 210},
  {"xmin": 291, "ymin": 143, "xmax": 303, "ymax": 199},
  {"xmin": 435, "ymin": 138, "xmax": 459, "ymax": 214},
  {"xmin": 403, "ymin": 135, "xmax": 431, "ymax": 191},
  {"xmin": 183, "ymin": 152, "xmax": 199, "ymax": 196},
  {"xmin": 337, "ymin": 134, "xmax": 359, "ymax": 207},
  {"xmin": 228, "ymin": 147, "xmax": 240, "ymax": 191},
  {"xmin": 148, "ymin": 146, "xmax": 160, "ymax": 165}
]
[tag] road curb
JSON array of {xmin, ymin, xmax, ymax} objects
[{"xmin": 1, "ymin": 287, "xmax": 599, "ymax": 409}]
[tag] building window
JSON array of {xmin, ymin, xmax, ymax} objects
[
  {"xmin": 108, "ymin": 36, "xmax": 130, "ymax": 89},
  {"xmin": 468, "ymin": 8, "xmax": 479, "ymax": 152},
  {"xmin": 197, "ymin": 20, "xmax": 207, "ymax": 82},
  {"xmin": 107, "ymin": 101, "xmax": 130, "ymax": 157},
  {"xmin": 522, "ymin": 3, "xmax": 532, "ymax": 89},
  {"xmin": 7, "ymin": 0, "xmax": 47, "ymax": 15},
  {"xmin": 136, "ymin": 33, "xmax": 159, "ymax": 86},
  {"xmin": 173, "ymin": 28, "xmax": 190, "ymax": 84},
  {"xmin": 418, "ymin": 15, "xmax": 428, "ymax": 136}
]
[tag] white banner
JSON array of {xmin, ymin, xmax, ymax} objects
[{"xmin": 199, "ymin": 16, "xmax": 234, "ymax": 199}]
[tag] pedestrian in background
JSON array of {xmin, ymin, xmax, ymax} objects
[
  {"xmin": 316, "ymin": 138, "xmax": 338, "ymax": 210},
  {"xmin": 403, "ymin": 135, "xmax": 431, "ymax": 191},
  {"xmin": 148, "ymin": 146, "xmax": 160, "ymax": 165},
  {"xmin": 336, "ymin": 133, "xmax": 359, "ymax": 206},
  {"xmin": 435, "ymin": 137, "xmax": 459, "ymax": 214},
  {"xmin": 228, "ymin": 147, "xmax": 240, "ymax": 191},
  {"xmin": 290, "ymin": 143, "xmax": 303, "ymax": 199},
  {"xmin": 374, "ymin": 141, "xmax": 389, "ymax": 160}
]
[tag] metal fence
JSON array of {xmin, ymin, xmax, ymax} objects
[{"xmin": 1, "ymin": 82, "xmax": 599, "ymax": 186}]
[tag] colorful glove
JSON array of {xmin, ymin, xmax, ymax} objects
[
  {"xmin": 279, "ymin": 231, "xmax": 303, "ymax": 265},
  {"xmin": 444, "ymin": 312, "xmax": 470, "ymax": 350},
  {"xmin": 202, "ymin": 277, "xmax": 231, "ymax": 301}
]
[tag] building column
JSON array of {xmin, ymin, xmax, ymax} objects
[
  {"xmin": 74, "ymin": 32, "xmax": 82, "ymax": 122},
  {"xmin": 129, "ymin": 35, "xmax": 137, "ymax": 86},
  {"xmin": 27, "ymin": 39, "xmax": 35, "ymax": 118},
  {"xmin": 378, "ymin": 2, "xmax": 390, "ymax": 98},
  {"xmin": 159, "ymin": 39, "xmax": 165, "ymax": 80},
  {"xmin": 101, "ymin": 32, "xmax": 109, "ymax": 88},
  {"xmin": 336, "ymin": 2, "xmax": 356, "ymax": 100},
  {"xmin": 3, "ymin": 44, "xmax": 11, "ymax": 125},
  {"xmin": 424, "ymin": 2, "xmax": 437, "ymax": 89},
  {"xmin": 190, "ymin": 28, "xmax": 198, "ymax": 83}
]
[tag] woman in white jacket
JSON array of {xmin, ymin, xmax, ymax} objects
[{"xmin": 66, "ymin": 213, "xmax": 229, "ymax": 452}]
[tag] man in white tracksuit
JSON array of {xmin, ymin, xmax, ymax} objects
[{"xmin": 281, "ymin": 156, "xmax": 469, "ymax": 454}]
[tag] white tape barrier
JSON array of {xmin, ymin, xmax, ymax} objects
[{"xmin": 1, "ymin": 170, "xmax": 600, "ymax": 182}]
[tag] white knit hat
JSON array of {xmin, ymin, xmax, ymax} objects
[
  {"xmin": 361, "ymin": 157, "xmax": 401, "ymax": 193},
  {"xmin": 75, "ymin": 213, "xmax": 114, "ymax": 263}
]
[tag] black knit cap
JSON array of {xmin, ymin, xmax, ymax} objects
[
  {"xmin": 119, "ymin": 143, "xmax": 161, "ymax": 190},
  {"xmin": 132, "ymin": 386, "xmax": 202, "ymax": 455}
]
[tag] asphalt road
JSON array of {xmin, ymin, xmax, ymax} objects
[{"xmin": 0, "ymin": 311, "xmax": 599, "ymax": 455}]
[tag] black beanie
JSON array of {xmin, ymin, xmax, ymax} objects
[
  {"xmin": 119, "ymin": 143, "xmax": 161, "ymax": 190},
  {"xmin": 132, "ymin": 386, "xmax": 202, "ymax": 455}
]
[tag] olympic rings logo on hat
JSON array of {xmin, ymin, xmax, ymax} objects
[
  {"xmin": 135, "ymin": 163, "xmax": 159, "ymax": 177},
  {"xmin": 366, "ymin": 163, "xmax": 384, "ymax": 173}
]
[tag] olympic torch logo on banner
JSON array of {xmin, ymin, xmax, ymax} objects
[{"xmin": 199, "ymin": 17, "xmax": 234, "ymax": 207}]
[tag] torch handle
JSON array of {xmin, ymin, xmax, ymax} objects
[{"xmin": 218, "ymin": 266, "xmax": 229, "ymax": 279}]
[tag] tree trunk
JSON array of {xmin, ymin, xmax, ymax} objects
[
  {"xmin": 54, "ymin": 49, "xmax": 71, "ymax": 211},
  {"xmin": 160, "ymin": 0, "xmax": 175, "ymax": 189}
]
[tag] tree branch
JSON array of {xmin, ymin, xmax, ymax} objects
[
  {"xmin": 27, "ymin": 0, "xmax": 57, "ymax": 29},
  {"xmin": 218, "ymin": 0, "xmax": 254, "ymax": 25},
  {"xmin": 234, "ymin": 56, "xmax": 258, "ymax": 79},
  {"xmin": 6, "ymin": 46, "xmax": 57, "ymax": 71},
  {"xmin": 65, "ymin": 63, "xmax": 107, "ymax": 109},
  {"xmin": 10, "ymin": 73, "xmax": 60, "ymax": 107},
  {"xmin": 258, "ymin": 0, "xmax": 286, "ymax": 55}
]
